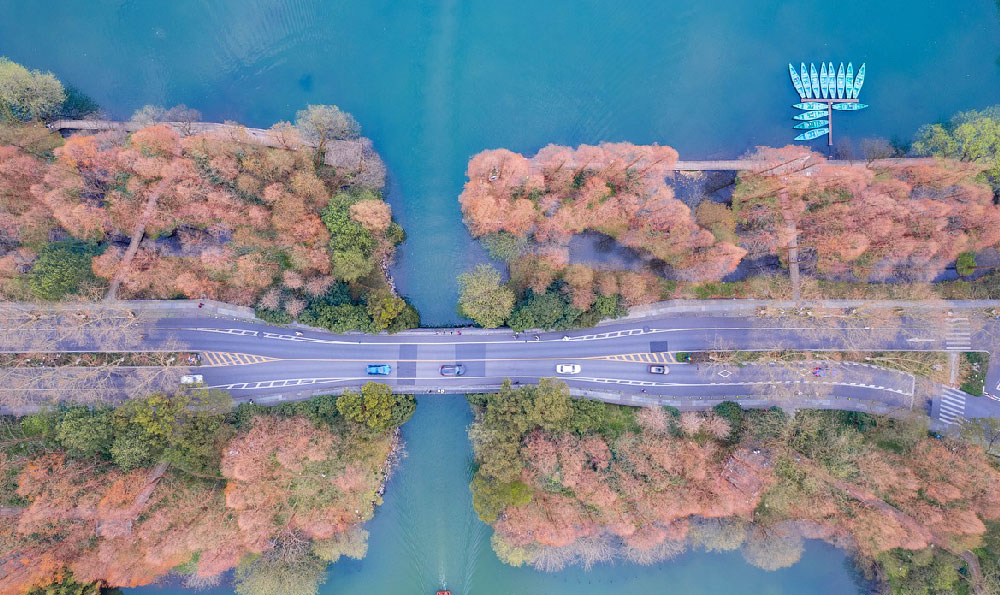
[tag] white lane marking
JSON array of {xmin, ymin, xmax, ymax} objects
[
  {"xmin": 569, "ymin": 377, "xmax": 912, "ymax": 395},
  {"xmin": 945, "ymin": 317, "xmax": 972, "ymax": 350},
  {"xmin": 185, "ymin": 328, "xmax": 359, "ymax": 344}
]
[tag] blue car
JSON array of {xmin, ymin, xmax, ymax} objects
[{"xmin": 367, "ymin": 364, "xmax": 392, "ymax": 376}]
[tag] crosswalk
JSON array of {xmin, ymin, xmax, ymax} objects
[
  {"xmin": 200, "ymin": 352, "xmax": 280, "ymax": 367},
  {"xmin": 937, "ymin": 387, "xmax": 967, "ymax": 425},
  {"xmin": 596, "ymin": 352, "xmax": 673, "ymax": 363},
  {"xmin": 945, "ymin": 316, "xmax": 972, "ymax": 351}
]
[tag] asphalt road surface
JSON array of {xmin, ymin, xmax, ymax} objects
[{"xmin": 6, "ymin": 308, "xmax": 1000, "ymax": 428}]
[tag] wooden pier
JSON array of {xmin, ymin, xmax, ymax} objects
[{"xmin": 797, "ymin": 96, "xmax": 859, "ymax": 146}]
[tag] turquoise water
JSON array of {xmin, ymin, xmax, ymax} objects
[
  {"xmin": 1, "ymin": 1, "xmax": 998, "ymax": 323},
  {"xmin": 130, "ymin": 397, "xmax": 863, "ymax": 595},
  {"xmin": 3, "ymin": 2, "xmax": 999, "ymax": 592}
]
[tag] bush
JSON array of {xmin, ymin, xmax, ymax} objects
[
  {"xmin": 508, "ymin": 289, "xmax": 581, "ymax": 332},
  {"xmin": 956, "ymin": 252, "xmax": 977, "ymax": 277},
  {"xmin": 254, "ymin": 307, "xmax": 293, "ymax": 325},
  {"xmin": 28, "ymin": 241, "xmax": 102, "ymax": 300}
]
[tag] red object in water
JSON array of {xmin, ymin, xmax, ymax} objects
[{"xmin": 436, "ymin": 591, "xmax": 451, "ymax": 595}]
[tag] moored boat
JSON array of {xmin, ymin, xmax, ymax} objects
[
  {"xmin": 846, "ymin": 62, "xmax": 854, "ymax": 98},
  {"xmin": 794, "ymin": 119, "xmax": 829, "ymax": 129},
  {"xmin": 836, "ymin": 63, "xmax": 845, "ymax": 99},
  {"xmin": 801, "ymin": 63, "xmax": 812, "ymax": 98},
  {"xmin": 852, "ymin": 63, "xmax": 865, "ymax": 98},
  {"xmin": 789, "ymin": 64, "xmax": 806, "ymax": 98},
  {"xmin": 793, "ymin": 101, "xmax": 827, "ymax": 110},
  {"xmin": 820, "ymin": 62, "xmax": 829, "ymax": 98},
  {"xmin": 794, "ymin": 127, "xmax": 829, "ymax": 141},
  {"xmin": 832, "ymin": 102, "xmax": 868, "ymax": 111},
  {"xmin": 810, "ymin": 63, "xmax": 820, "ymax": 98},
  {"xmin": 827, "ymin": 62, "xmax": 835, "ymax": 97},
  {"xmin": 793, "ymin": 110, "xmax": 828, "ymax": 121}
]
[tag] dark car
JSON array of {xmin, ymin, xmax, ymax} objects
[
  {"xmin": 440, "ymin": 364, "xmax": 466, "ymax": 376},
  {"xmin": 367, "ymin": 364, "xmax": 392, "ymax": 375}
]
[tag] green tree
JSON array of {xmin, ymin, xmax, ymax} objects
[
  {"xmin": 28, "ymin": 241, "xmax": 103, "ymax": 300},
  {"xmin": 471, "ymin": 476, "xmax": 532, "ymax": 523},
  {"xmin": 234, "ymin": 543, "xmax": 328, "ymax": 595},
  {"xmin": 55, "ymin": 406, "xmax": 113, "ymax": 458},
  {"xmin": 366, "ymin": 290, "xmax": 406, "ymax": 332},
  {"xmin": 295, "ymin": 104, "xmax": 360, "ymax": 160},
  {"xmin": 481, "ymin": 232, "xmax": 529, "ymax": 262},
  {"xmin": 957, "ymin": 251, "xmax": 977, "ymax": 277},
  {"xmin": 0, "ymin": 57, "xmax": 65, "ymax": 122},
  {"xmin": 508, "ymin": 289, "xmax": 581, "ymax": 331},
  {"xmin": 109, "ymin": 427, "xmax": 157, "ymax": 471},
  {"xmin": 336, "ymin": 383, "xmax": 414, "ymax": 431},
  {"xmin": 26, "ymin": 573, "xmax": 117, "ymax": 595},
  {"xmin": 913, "ymin": 106, "xmax": 1000, "ymax": 190},
  {"xmin": 457, "ymin": 264, "xmax": 515, "ymax": 328},
  {"xmin": 300, "ymin": 302, "xmax": 370, "ymax": 333},
  {"xmin": 331, "ymin": 248, "xmax": 373, "ymax": 283}
]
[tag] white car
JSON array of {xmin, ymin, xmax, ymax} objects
[
  {"xmin": 180, "ymin": 374, "xmax": 204, "ymax": 385},
  {"xmin": 556, "ymin": 363, "xmax": 581, "ymax": 375}
]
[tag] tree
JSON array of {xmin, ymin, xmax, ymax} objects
[
  {"xmin": 913, "ymin": 106, "xmax": 1000, "ymax": 191},
  {"xmin": 457, "ymin": 264, "xmax": 514, "ymax": 328},
  {"xmin": 295, "ymin": 104, "xmax": 360, "ymax": 158},
  {"xmin": 740, "ymin": 527, "xmax": 805, "ymax": 571},
  {"xmin": 366, "ymin": 290, "xmax": 406, "ymax": 332},
  {"xmin": 508, "ymin": 289, "xmax": 581, "ymax": 331},
  {"xmin": 956, "ymin": 252, "xmax": 977, "ymax": 277},
  {"xmin": 336, "ymin": 382, "xmax": 414, "ymax": 431},
  {"xmin": 331, "ymin": 248, "xmax": 373, "ymax": 283},
  {"xmin": 481, "ymin": 232, "xmax": 529, "ymax": 261},
  {"xmin": 28, "ymin": 241, "xmax": 103, "ymax": 300},
  {"xmin": 0, "ymin": 57, "xmax": 65, "ymax": 122},
  {"xmin": 860, "ymin": 137, "xmax": 896, "ymax": 164},
  {"xmin": 55, "ymin": 405, "xmax": 113, "ymax": 458},
  {"xmin": 234, "ymin": 542, "xmax": 328, "ymax": 595}
]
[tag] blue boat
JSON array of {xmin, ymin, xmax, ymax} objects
[
  {"xmin": 789, "ymin": 64, "xmax": 806, "ymax": 98},
  {"xmin": 836, "ymin": 63, "xmax": 845, "ymax": 99},
  {"xmin": 810, "ymin": 63, "xmax": 820, "ymax": 98},
  {"xmin": 794, "ymin": 127, "xmax": 829, "ymax": 141},
  {"xmin": 793, "ymin": 110, "xmax": 828, "ymax": 121},
  {"xmin": 820, "ymin": 62, "xmax": 829, "ymax": 98},
  {"xmin": 801, "ymin": 63, "xmax": 812, "ymax": 98},
  {"xmin": 828, "ymin": 62, "xmax": 835, "ymax": 97},
  {"xmin": 793, "ymin": 101, "xmax": 828, "ymax": 110},
  {"xmin": 846, "ymin": 62, "xmax": 854, "ymax": 98},
  {"xmin": 794, "ymin": 119, "xmax": 829, "ymax": 129},
  {"xmin": 832, "ymin": 102, "xmax": 868, "ymax": 111},
  {"xmin": 852, "ymin": 63, "xmax": 866, "ymax": 98}
]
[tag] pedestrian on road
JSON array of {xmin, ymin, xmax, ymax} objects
[{"xmin": 198, "ymin": 302, "xmax": 204, "ymax": 308}]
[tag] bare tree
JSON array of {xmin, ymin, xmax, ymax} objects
[{"xmin": 860, "ymin": 137, "xmax": 897, "ymax": 165}]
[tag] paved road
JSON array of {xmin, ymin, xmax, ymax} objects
[{"xmin": 6, "ymin": 306, "xmax": 1000, "ymax": 428}]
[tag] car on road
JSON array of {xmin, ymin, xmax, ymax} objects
[
  {"xmin": 647, "ymin": 365, "xmax": 669, "ymax": 375},
  {"xmin": 812, "ymin": 366, "xmax": 829, "ymax": 377},
  {"xmin": 556, "ymin": 363, "xmax": 581, "ymax": 375},
  {"xmin": 440, "ymin": 364, "xmax": 466, "ymax": 376},
  {"xmin": 180, "ymin": 374, "xmax": 204, "ymax": 385},
  {"xmin": 367, "ymin": 364, "xmax": 392, "ymax": 375}
]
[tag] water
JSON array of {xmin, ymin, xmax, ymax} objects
[
  {"xmin": 3, "ymin": 2, "xmax": 998, "ymax": 591},
  {"xmin": 129, "ymin": 397, "xmax": 863, "ymax": 595},
  {"xmin": 1, "ymin": 1, "xmax": 998, "ymax": 323}
]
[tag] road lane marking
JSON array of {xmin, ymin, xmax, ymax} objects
[{"xmin": 200, "ymin": 352, "xmax": 280, "ymax": 367}]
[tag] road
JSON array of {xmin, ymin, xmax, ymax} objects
[{"xmin": 5, "ymin": 303, "xmax": 1000, "ymax": 429}]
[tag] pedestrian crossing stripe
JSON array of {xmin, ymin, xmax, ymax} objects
[
  {"xmin": 596, "ymin": 352, "xmax": 673, "ymax": 363},
  {"xmin": 937, "ymin": 387, "xmax": 968, "ymax": 424},
  {"xmin": 200, "ymin": 352, "xmax": 280, "ymax": 367},
  {"xmin": 944, "ymin": 317, "xmax": 972, "ymax": 351}
]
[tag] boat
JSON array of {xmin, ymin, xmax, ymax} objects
[
  {"xmin": 793, "ymin": 101, "xmax": 827, "ymax": 110},
  {"xmin": 832, "ymin": 102, "xmax": 868, "ymax": 111},
  {"xmin": 810, "ymin": 63, "xmax": 820, "ymax": 98},
  {"xmin": 793, "ymin": 110, "xmax": 828, "ymax": 121},
  {"xmin": 828, "ymin": 62, "xmax": 835, "ymax": 97},
  {"xmin": 436, "ymin": 591, "xmax": 451, "ymax": 595},
  {"xmin": 836, "ymin": 63, "xmax": 845, "ymax": 99},
  {"xmin": 800, "ymin": 63, "xmax": 812, "ymax": 98},
  {"xmin": 820, "ymin": 62, "xmax": 828, "ymax": 98},
  {"xmin": 846, "ymin": 62, "xmax": 854, "ymax": 98},
  {"xmin": 794, "ymin": 127, "xmax": 830, "ymax": 141},
  {"xmin": 788, "ymin": 64, "xmax": 806, "ymax": 98},
  {"xmin": 853, "ymin": 63, "xmax": 865, "ymax": 98},
  {"xmin": 794, "ymin": 119, "xmax": 829, "ymax": 129}
]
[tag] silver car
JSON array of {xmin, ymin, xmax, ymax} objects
[{"xmin": 556, "ymin": 363, "xmax": 581, "ymax": 375}]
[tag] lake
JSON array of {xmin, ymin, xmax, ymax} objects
[{"xmin": 2, "ymin": 1, "xmax": 998, "ymax": 592}]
